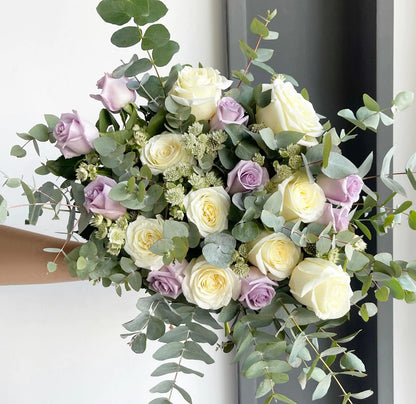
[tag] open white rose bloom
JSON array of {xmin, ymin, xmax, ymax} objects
[{"xmin": 2, "ymin": 1, "xmax": 416, "ymax": 403}]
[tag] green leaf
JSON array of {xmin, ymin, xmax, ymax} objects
[
  {"xmin": 188, "ymin": 323, "xmax": 218, "ymax": 345},
  {"xmin": 124, "ymin": 58, "xmax": 152, "ymax": 76},
  {"xmin": 142, "ymin": 24, "xmax": 170, "ymax": 50},
  {"xmin": 151, "ymin": 362, "xmax": 204, "ymax": 378},
  {"xmin": 164, "ymin": 220, "xmax": 189, "ymax": 239},
  {"xmin": 375, "ymin": 285, "xmax": 390, "ymax": 301},
  {"xmin": 322, "ymin": 131, "xmax": 332, "ymax": 168},
  {"xmin": 96, "ymin": 0, "xmax": 131, "ymax": 26},
  {"xmin": 150, "ymin": 380, "xmax": 174, "ymax": 394},
  {"xmin": 385, "ymin": 278, "xmax": 405, "ymax": 299},
  {"xmin": 29, "ymin": 123, "xmax": 49, "ymax": 141},
  {"xmin": 149, "ymin": 399, "xmax": 172, "ymax": 404},
  {"xmin": 252, "ymin": 60, "xmax": 275, "ymax": 75},
  {"xmin": 153, "ymin": 40, "xmax": 180, "ymax": 67},
  {"xmin": 147, "ymin": 316, "xmax": 165, "ymax": 340},
  {"xmin": 337, "ymin": 109, "xmax": 366, "ymax": 130},
  {"xmin": 47, "ymin": 262, "xmax": 58, "ymax": 273},
  {"xmin": 153, "ymin": 342, "xmax": 184, "ymax": 361},
  {"xmin": 239, "ymin": 40, "xmax": 258, "ymax": 60},
  {"xmin": 312, "ymin": 374, "xmax": 332, "ymax": 400},
  {"xmin": 322, "ymin": 152, "xmax": 358, "ymax": 179},
  {"xmin": 265, "ymin": 393, "xmax": 295, "ymax": 404},
  {"xmin": 256, "ymin": 379, "xmax": 273, "ymax": 398},
  {"xmin": 128, "ymin": 271, "xmax": 142, "ymax": 291},
  {"xmin": 218, "ymin": 300, "xmax": 240, "ymax": 323},
  {"xmin": 235, "ymin": 139, "xmax": 260, "ymax": 160},
  {"xmin": 133, "ymin": 0, "xmax": 168, "ymax": 26},
  {"xmin": 393, "ymin": 91, "xmax": 414, "ymax": 111},
  {"xmin": 0, "ymin": 199, "xmax": 8, "ymax": 223},
  {"xmin": 256, "ymin": 48, "xmax": 274, "ymax": 63},
  {"xmin": 350, "ymin": 390, "xmax": 374, "ymax": 400},
  {"xmin": 131, "ymin": 333, "xmax": 147, "ymax": 353},
  {"xmin": 264, "ymin": 191, "xmax": 283, "ymax": 214},
  {"xmin": 94, "ymin": 136, "xmax": 117, "ymax": 156},
  {"xmin": 363, "ymin": 94, "xmax": 380, "ymax": 112},
  {"xmin": 340, "ymin": 352, "xmax": 366, "ymax": 372},
  {"xmin": 160, "ymin": 326, "xmax": 189, "ymax": 343},
  {"xmin": 408, "ymin": 210, "xmax": 416, "ymax": 230},
  {"xmin": 250, "ymin": 17, "xmax": 269, "ymax": 37},
  {"xmin": 111, "ymin": 26, "xmax": 141, "ymax": 48},
  {"xmin": 183, "ymin": 341, "xmax": 214, "ymax": 364},
  {"xmin": 232, "ymin": 221, "xmax": 259, "ymax": 242},
  {"xmin": 10, "ymin": 145, "xmax": 26, "ymax": 158}
]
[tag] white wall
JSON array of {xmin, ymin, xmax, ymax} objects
[
  {"xmin": 393, "ymin": 1, "xmax": 416, "ymax": 403},
  {"xmin": 0, "ymin": 1, "xmax": 237, "ymax": 403}
]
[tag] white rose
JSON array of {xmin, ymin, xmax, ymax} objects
[
  {"xmin": 140, "ymin": 133, "xmax": 194, "ymax": 175},
  {"xmin": 182, "ymin": 257, "xmax": 241, "ymax": 310},
  {"xmin": 279, "ymin": 174, "xmax": 326, "ymax": 223},
  {"xmin": 248, "ymin": 232, "xmax": 301, "ymax": 280},
  {"xmin": 256, "ymin": 78, "xmax": 323, "ymax": 147},
  {"xmin": 124, "ymin": 215, "xmax": 164, "ymax": 270},
  {"xmin": 170, "ymin": 66, "xmax": 232, "ymax": 121},
  {"xmin": 289, "ymin": 257, "xmax": 353, "ymax": 320},
  {"xmin": 183, "ymin": 186, "xmax": 230, "ymax": 237}
]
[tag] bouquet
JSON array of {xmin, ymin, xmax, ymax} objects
[{"xmin": 1, "ymin": 0, "xmax": 415, "ymax": 403}]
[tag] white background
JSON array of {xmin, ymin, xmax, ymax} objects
[
  {"xmin": 0, "ymin": 1, "xmax": 237, "ymax": 404},
  {"xmin": 1, "ymin": 0, "xmax": 416, "ymax": 403}
]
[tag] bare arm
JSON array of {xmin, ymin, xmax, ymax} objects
[{"xmin": 0, "ymin": 225, "xmax": 82, "ymax": 285}]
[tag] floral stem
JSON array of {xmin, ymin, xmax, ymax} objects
[
  {"xmin": 280, "ymin": 303, "xmax": 354, "ymax": 404},
  {"xmin": 236, "ymin": 20, "xmax": 270, "ymax": 89}
]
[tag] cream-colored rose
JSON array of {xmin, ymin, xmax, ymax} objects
[
  {"xmin": 256, "ymin": 78, "xmax": 323, "ymax": 146},
  {"xmin": 182, "ymin": 257, "xmax": 241, "ymax": 310},
  {"xmin": 183, "ymin": 186, "xmax": 230, "ymax": 237},
  {"xmin": 170, "ymin": 66, "xmax": 232, "ymax": 121},
  {"xmin": 279, "ymin": 174, "xmax": 326, "ymax": 223},
  {"xmin": 289, "ymin": 257, "xmax": 353, "ymax": 320},
  {"xmin": 140, "ymin": 133, "xmax": 194, "ymax": 175},
  {"xmin": 248, "ymin": 232, "xmax": 301, "ymax": 280},
  {"xmin": 124, "ymin": 215, "xmax": 164, "ymax": 270}
]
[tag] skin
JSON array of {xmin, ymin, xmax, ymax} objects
[{"xmin": 0, "ymin": 225, "xmax": 82, "ymax": 285}]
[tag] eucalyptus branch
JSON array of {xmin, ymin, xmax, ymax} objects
[
  {"xmin": 167, "ymin": 312, "xmax": 195, "ymax": 402},
  {"xmin": 280, "ymin": 302, "xmax": 354, "ymax": 404},
  {"xmin": 236, "ymin": 20, "xmax": 271, "ymax": 89},
  {"xmin": 146, "ymin": 49, "xmax": 166, "ymax": 96}
]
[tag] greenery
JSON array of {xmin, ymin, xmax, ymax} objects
[{"xmin": 1, "ymin": 1, "xmax": 415, "ymax": 403}]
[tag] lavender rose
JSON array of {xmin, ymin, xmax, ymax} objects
[
  {"xmin": 147, "ymin": 260, "xmax": 187, "ymax": 299},
  {"xmin": 227, "ymin": 161, "xmax": 269, "ymax": 195},
  {"xmin": 317, "ymin": 174, "xmax": 363, "ymax": 208},
  {"xmin": 239, "ymin": 267, "xmax": 278, "ymax": 310},
  {"xmin": 210, "ymin": 97, "xmax": 249, "ymax": 131},
  {"xmin": 90, "ymin": 73, "xmax": 136, "ymax": 113},
  {"xmin": 84, "ymin": 175, "xmax": 127, "ymax": 220},
  {"xmin": 53, "ymin": 110, "xmax": 99, "ymax": 159},
  {"xmin": 317, "ymin": 203, "xmax": 350, "ymax": 232}
]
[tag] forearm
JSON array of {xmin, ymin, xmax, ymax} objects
[{"xmin": 0, "ymin": 225, "xmax": 82, "ymax": 285}]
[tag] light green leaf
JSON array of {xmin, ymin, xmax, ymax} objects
[
  {"xmin": 255, "ymin": 379, "xmax": 273, "ymax": 398},
  {"xmin": 124, "ymin": 58, "xmax": 152, "ymax": 76},
  {"xmin": 131, "ymin": 333, "xmax": 147, "ymax": 354},
  {"xmin": 312, "ymin": 374, "xmax": 332, "ymax": 400},
  {"xmin": 322, "ymin": 152, "xmax": 358, "ymax": 179},
  {"xmin": 239, "ymin": 40, "xmax": 258, "ymax": 60},
  {"xmin": 218, "ymin": 300, "xmax": 240, "ymax": 322},
  {"xmin": 151, "ymin": 362, "xmax": 203, "ymax": 378},
  {"xmin": 340, "ymin": 352, "xmax": 366, "ymax": 372},
  {"xmin": 10, "ymin": 145, "xmax": 26, "ymax": 158},
  {"xmin": 150, "ymin": 380, "xmax": 174, "ymax": 394},
  {"xmin": 393, "ymin": 91, "xmax": 414, "ymax": 111},
  {"xmin": 152, "ymin": 40, "xmax": 180, "ymax": 67},
  {"xmin": 256, "ymin": 48, "xmax": 274, "ymax": 63},
  {"xmin": 232, "ymin": 221, "xmax": 259, "ymax": 242},
  {"xmin": 94, "ymin": 136, "xmax": 117, "ymax": 156},
  {"xmin": 128, "ymin": 271, "xmax": 142, "ymax": 291},
  {"xmin": 183, "ymin": 341, "xmax": 214, "ymax": 364},
  {"xmin": 47, "ymin": 262, "xmax": 58, "ymax": 273},
  {"xmin": 164, "ymin": 220, "xmax": 189, "ymax": 239},
  {"xmin": 408, "ymin": 210, "xmax": 416, "ymax": 230},
  {"xmin": 29, "ymin": 124, "xmax": 49, "ymax": 142},
  {"xmin": 153, "ymin": 342, "xmax": 184, "ymax": 361},
  {"xmin": 350, "ymin": 390, "xmax": 374, "ymax": 400}
]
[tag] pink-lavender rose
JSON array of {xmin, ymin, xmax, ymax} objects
[
  {"xmin": 147, "ymin": 260, "xmax": 187, "ymax": 299},
  {"xmin": 210, "ymin": 97, "xmax": 249, "ymax": 131},
  {"xmin": 317, "ymin": 174, "xmax": 363, "ymax": 208},
  {"xmin": 53, "ymin": 110, "xmax": 99, "ymax": 159},
  {"xmin": 90, "ymin": 73, "xmax": 136, "ymax": 112},
  {"xmin": 239, "ymin": 267, "xmax": 278, "ymax": 310},
  {"xmin": 227, "ymin": 160, "xmax": 269, "ymax": 195},
  {"xmin": 84, "ymin": 175, "xmax": 126, "ymax": 220},
  {"xmin": 317, "ymin": 203, "xmax": 350, "ymax": 232}
]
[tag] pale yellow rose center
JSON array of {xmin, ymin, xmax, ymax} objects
[
  {"xmin": 149, "ymin": 140, "xmax": 182, "ymax": 166},
  {"xmin": 262, "ymin": 240, "xmax": 289, "ymax": 266},
  {"xmin": 291, "ymin": 182, "xmax": 321, "ymax": 212},
  {"xmin": 199, "ymin": 271, "xmax": 226, "ymax": 294},
  {"xmin": 202, "ymin": 200, "xmax": 218, "ymax": 226},
  {"xmin": 315, "ymin": 281, "xmax": 348, "ymax": 313},
  {"xmin": 134, "ymin": 228, "xmax": 163, "ymax": 251}
]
